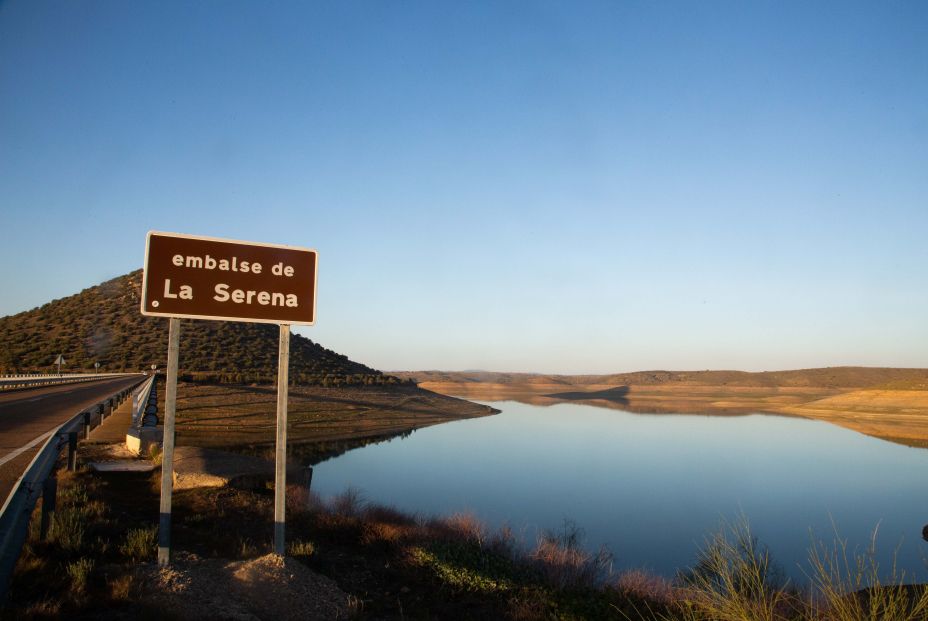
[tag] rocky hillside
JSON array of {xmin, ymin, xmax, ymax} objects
[{"xmin": 0, "ymin": 270, "xmax": 397, "ymax": 385}]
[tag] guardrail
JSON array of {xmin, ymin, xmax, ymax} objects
[
  {"xmin": 0, "ymin": 375, "xmax": 146, "ymax": 599},
  {"xmin": 0, "ymin": 373, "xmax": 142, "ymax": 391},
  {"xmin": 131, "ymin": 375, "xmax": 158, "ymax": 427},
  {"xmin": 126, "ymin": 376, "xmax": 159, "ymax": 454}
]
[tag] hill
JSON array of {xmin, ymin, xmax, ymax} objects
[
  {"xmin": 395, "ymin": 367, "xmax": 928, "ymax": 390},
  {"xmin": 395, "ymin": 368, "xmax": 928, "ymax": 447},
  {"xmin": 0, "ymin": 270, "xmax": 392, "ymax": 385}
]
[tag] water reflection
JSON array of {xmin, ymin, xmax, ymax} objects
[{"xmin": 312, "ymin": 401, "xmax": 928, "ymax": 581}]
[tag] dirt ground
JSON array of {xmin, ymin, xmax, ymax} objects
[
  {"xmin": 132, "ymin": 552, "xmax": 352, "ymax": 620},
  {"xmin": 164, "ymin": 381, "xmax": 497, "ymax": 462}
]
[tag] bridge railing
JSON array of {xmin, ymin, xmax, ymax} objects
[
  {"xmin": 0, "ymin": 373, "xmax": 142, "ymax": 391},
  {"xmin": 0, "ymin": 375, "xmax": 147, "ymax": 599},
  {"xmin": 131, "ymin": 375, "xmax": 158, "ymax": 428}
]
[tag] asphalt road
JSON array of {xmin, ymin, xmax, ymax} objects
[{"xmin": 0, "ymin": 375, "xmax": 144, "ymax": 502}]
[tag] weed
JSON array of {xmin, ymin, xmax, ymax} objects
[
  {"xmin": 22, "ymin": 599, "xmax": 61, "ymax": 617},
  {"xmin": 360, "ymin": 520, "xmax": 407, "ymax": 546},
  {"xmin": 806, "ymin": 527, "xmax": 928, "ymax": 621},
  {"xmin": 671, "ymin": 516, "xmax": 788, "ymax": 621},
  {"xmin": 286, "ymin": 483, "xmax": 315, "ymax": 514},
  {"xmin": 615, "ymin": 569, "xmax": 676, "ymax": 604},
  {"xmin": 148, "ymin": 443, "xmax": 163, "ymax": 465},
  {"xmin": 60, "ymin": 482, "xmax": 89, "ymax": 506},
  {"xmin": 363, "ymin": 503, "xmax": 417, "ymax": 526},
  {"xmin": 410, "ymin": 544, "xmax": 516, "ymax": 593},
  {"xmin": 119, "ymin": 526, "xmax": 157, "ymax": 561},
  {"xmin": 238, "ymin": 536, "xmax": 258, "ymax": 558},
  {"xmin": 49, "ymin": 509, "xmax": 86, "ymax": 553},
  {"xmin": 443, "ymin": 512, "xmax": 487, "ymax": 546},
  {"xmin": 108, "ymin": 573, "xmax": 136, "ymax": 601},
  {"xmin": 65, "ymin": 557, "xmax": 94, "ymax": 595},
  {"xmin": 330, "ymin": 487, "xmax": 365, "ymax": 516},
  {"xmin": 287, "ymin": 539, "xmax": 315, "ymax": 557},
  {"xmin": 346, "ymin": 593, "xmax": 365, "ymax": 617},
  {"xmin": 531, "ymin": 519, "xmax": 613, "ymax": 590}
]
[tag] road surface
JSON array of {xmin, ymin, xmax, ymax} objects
[{"xmin": 0, "ymin": 375, "xmax": 144, "ymax": 503}]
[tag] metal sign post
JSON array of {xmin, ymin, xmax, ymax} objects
[
  {"xmin": 274, "ymin": 324, "xmax": 290, "ymax": 556},
  {"xmin": 158, "ymin": 317, "xmax": 180, "ymax": 567},
  {"xmin": 140, "ymin": 231, "xmax": 317, "ymax": 565}
]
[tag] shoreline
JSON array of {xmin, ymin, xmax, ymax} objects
[{"xmin": 413, "ymin": 380, "xmax": 928, "ymax": 448}]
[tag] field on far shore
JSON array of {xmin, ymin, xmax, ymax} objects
[{"xmin": 394, "ymin": 368, "xmax": 928, "ymax": 448}]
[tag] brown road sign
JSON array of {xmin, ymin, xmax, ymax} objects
[{"xmin": 141, "ymin": 231, "xmax": 317, "ymax": 325}]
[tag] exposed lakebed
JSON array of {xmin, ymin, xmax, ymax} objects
[{"xmin": 312, "ymin": 400, "xmax": 928, "ymax": 582}]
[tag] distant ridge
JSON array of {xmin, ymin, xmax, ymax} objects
[
  {"xmin": 0, "ymin": 270, "xmax": 396, "ymax": 385},
  {"xmin": 396, "ymin": 368, "xmax": 928, "ymax": 390}
]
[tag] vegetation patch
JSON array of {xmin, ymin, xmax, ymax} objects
[{"xmin": 8, "ymin": 464, "xmax": 928, "ymax": 620}]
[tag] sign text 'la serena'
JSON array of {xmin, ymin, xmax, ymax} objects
[{"xmin": 141, "ymin": 232, "xmax": 317, "ymax": 325}]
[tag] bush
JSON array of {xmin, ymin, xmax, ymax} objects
[
  {"xmin": 672, "ymin": 516, "xmax": 788, "ymax": 621},
  {"xmin": 530, "ymin": 519, "xmax": 613, "ymax": 590}
]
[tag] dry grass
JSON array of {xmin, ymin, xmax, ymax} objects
[
  {"xmin": 65, "ymin": 557, "xmax": 95, "ymax": 596},
  {"xmin": 659, "ymin": 517, "xmax": 928, "ymax": 621},
  {"xmin": 670, "ymin": 517, "xmax": 792, "ymax": 621},
  {"xmin": 329, "ymin": 487, "xmax": 366, "ymax": 517},
  {"xmin": 530, "ymin": 520, "xmax": 614, "ymax": 590},
  {"xmin": 107, "ymin": 573, "xmax": 137, "ymax": 602},
  {"xmin": 615, "ymin": 569, "xmax": 676, "ymax": 605},
  {"xmin": 13, "ymin": 461, "xmax": 928, "ymax": 621},
  {"xmin": 806, "ymin": 528, "xmax": 928, "ymax": 620},
  {"xmin": 119, "ymin": 525, "xmax": 157, "ymax": 561}
]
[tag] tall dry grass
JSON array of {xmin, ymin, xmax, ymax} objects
[
  {"xmin": 660, "ymin": 517, "xmax": 928, "ymax": 621},
  {"xmin": 530, "ymin": 519, "xmax": 614, "ymax": 590},
  {"xmin": 670, "ymin": 517, "xmax": 792, "ymax": 621},
  {"xmin": 806, "ymin": 527, "xmax": 928, "ymax": 621}
]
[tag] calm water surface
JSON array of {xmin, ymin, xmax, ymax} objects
[{"xmin": 312, "ymin": 401, "xmax": 928, "ymax": 581}]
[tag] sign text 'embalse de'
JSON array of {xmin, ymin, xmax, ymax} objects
[{"xmin": 141, "ymin": 231, "xmax": 317, "ymax": 325}]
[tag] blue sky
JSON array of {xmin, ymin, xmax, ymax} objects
[{"xmin": 1, "ymin": 1, "xmax": 926, "ymax": 374}]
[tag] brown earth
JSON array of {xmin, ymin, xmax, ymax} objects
[
  {"xmin": 133, "ymin": 552, "xmax": 352, "ymax": 620},
  {"xmin": 169, "ymin": 381, "xmax": 499, "ymax": 463},
  {"xmin": 394, "ymin": 367, "xmax": 928, "ymax": 448}
]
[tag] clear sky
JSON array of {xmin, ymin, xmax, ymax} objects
[{"xmin": 1, "ymin": 1, "xmax": 926, "ymax": 374}]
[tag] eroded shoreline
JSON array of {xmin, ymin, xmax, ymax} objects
[{"xmin": 412, "ymin": 379, "xmax": 928, "ymax": 448}]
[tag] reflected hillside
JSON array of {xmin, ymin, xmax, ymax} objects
[{"xmin": 396, "ymin": 368, "xmax": 928, "ymax": 448}]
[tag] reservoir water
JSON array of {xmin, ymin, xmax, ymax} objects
[{"xmin": 311, "ymin": 400, "xmax": 928, "ymax": 582}]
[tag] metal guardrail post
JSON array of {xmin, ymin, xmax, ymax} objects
[
  {"xmin": 82, "ymin": 411, "xmax": 91, "ymax": 439},
  {"xmin": 67, "ymin": 433, "xmax": 77, "ymax": 471},
  {"xmin": 39, "ymin": 473, "xmax": 57, "ymax": 541}
]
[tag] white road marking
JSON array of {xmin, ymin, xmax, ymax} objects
[{"xmin": 0, "ymin": 430, "xmax": 57, "ymax": 468}]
